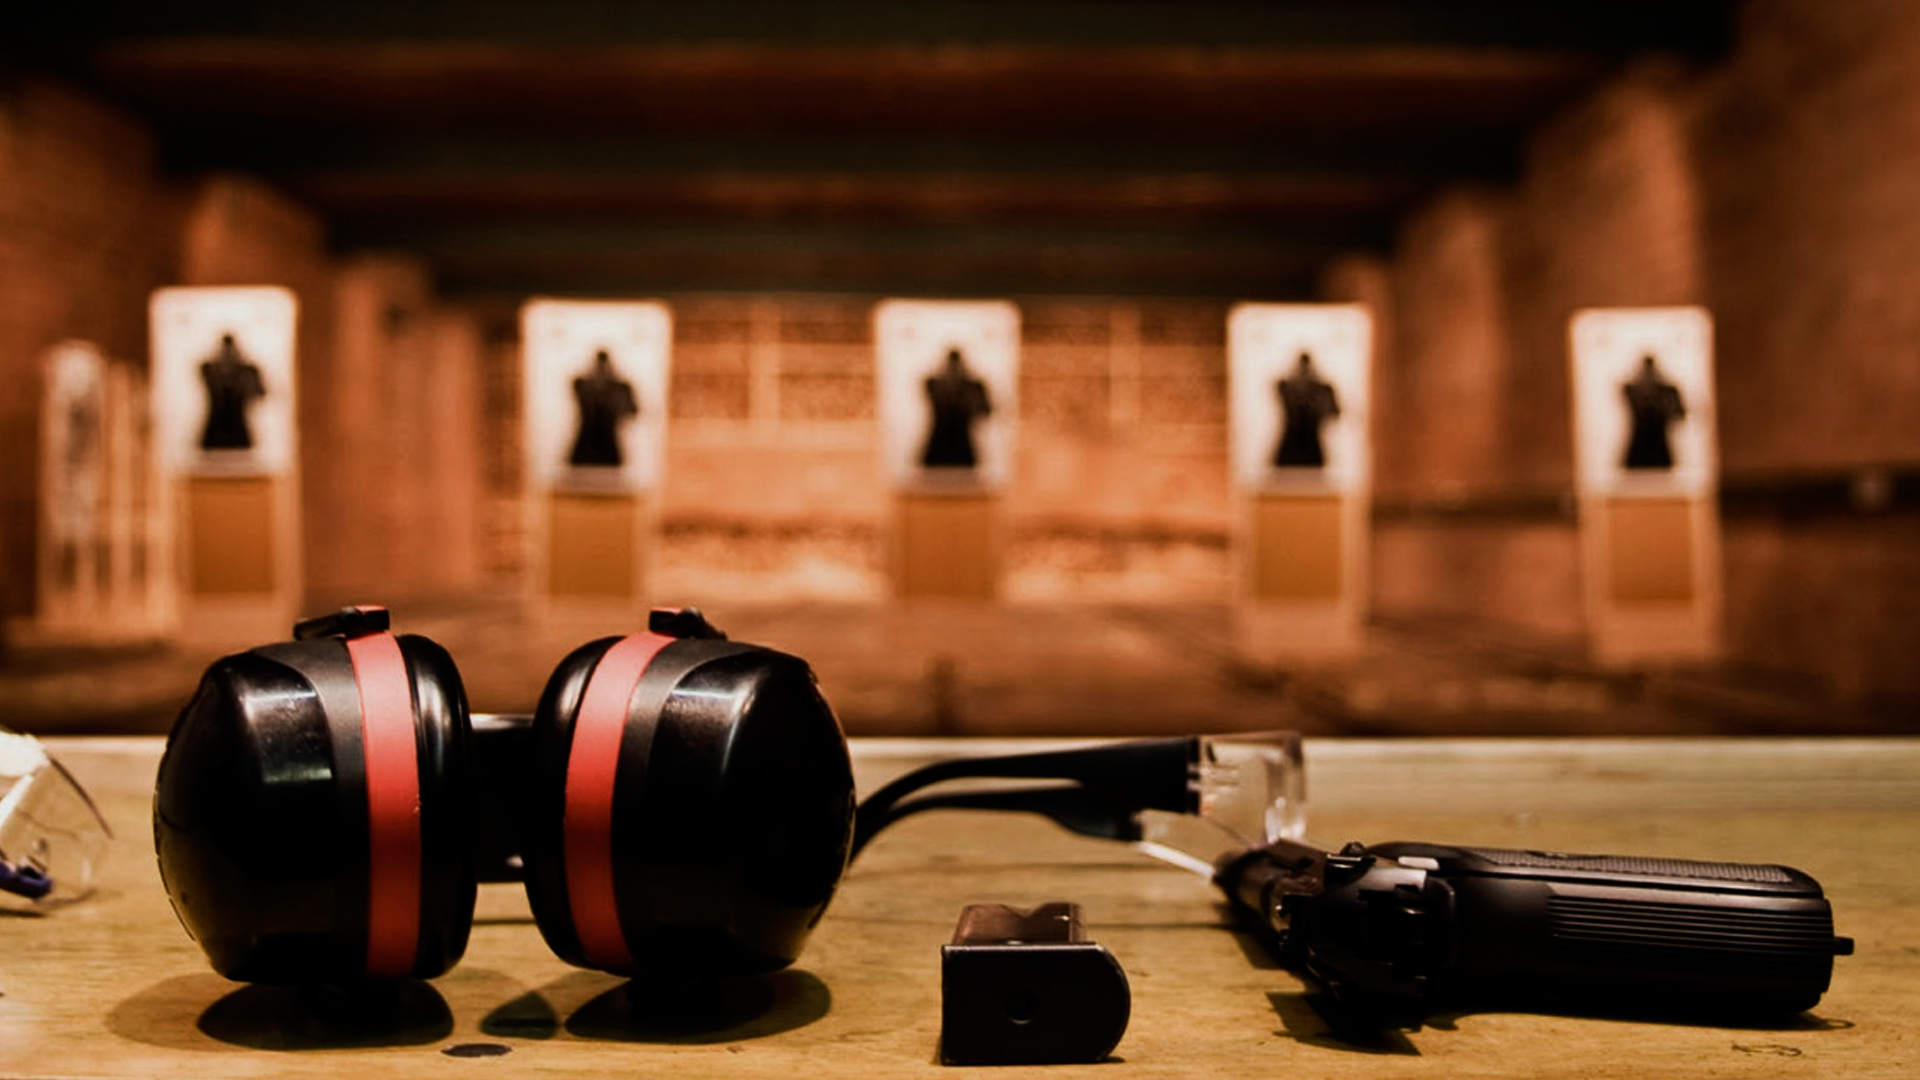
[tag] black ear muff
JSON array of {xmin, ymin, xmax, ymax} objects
[
  {"xmin": 157, "ymin": 605, "xmax": 853, "ymax": 988},
  {"xmin": 522, "ymin": 610, "xmax": 855, "ymax": 982},
  {"xmin": 154, "ymin": 606, "xmax": 475, "ymax": 983}
]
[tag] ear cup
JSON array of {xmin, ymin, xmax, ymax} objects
[
  {"xmin": 522, "ymin": 634, "xmax": 855, "ymax": 981},
  {"xmin": 154, "ymin": 625, "xmax": 475, "ymax": 983},
  {"xmin": 397, "ymin": 633, "xmax": 479, "ymax": 979}
]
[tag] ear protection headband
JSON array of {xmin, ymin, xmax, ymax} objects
[{"xmin": 153, "ymin": 605, "xmax": 855, "ymax": 985}]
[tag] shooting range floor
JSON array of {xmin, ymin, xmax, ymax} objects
[{"xmin": 6, "ymin": 598, "xmax": 1906, "ymax": 739}]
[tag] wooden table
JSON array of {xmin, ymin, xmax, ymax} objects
[{"xmin": 8, "ymin": 737, "xmax": 1917, "ymax": 1079}]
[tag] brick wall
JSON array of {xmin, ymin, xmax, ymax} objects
[
  {"xmin": 1362, "ymin": 183, "xmax": 1588, "ymax": 639},
  {"xmin": 1365, "ymin": 62, "xmax": 1706, "ymax": 643},
  {"xmin": 650, "ymin": 295, "xmax": 1234, "ymax": 604},
  {"xmin": 0, "ymin": 76, "xmax": 498, "ymax": 618},
  {"xmin": 1377, "ymin": 189, "xmax": 1517, "ymax": 502},
  {"xmin": 1367, "ymin": 0, "xmax": 1920, "ymax": 707},
  {"xmin": 656, "ymin": 296, "xmax": 888, "ymax": 601},
  {"xmin": 0, "ymin": 78, "xmax": 180, "ymax": 619},
  {"xmin": 177, "ymin": 186, "xmax": 492, "ymax": 608},
  {"xmin": 1720, "ymin": 514, "xmax": 1920, "ymax": 708},
  {"xmin": 1685, "ymin": 0, "xmax": 1920, "ymax": 704},
  {"xmin": 175, "ymin": 174, "xmax": 341, "ymax": 605},
  {"xmin": 1504, "ymin": 60, "xmax": 1703, "ymax": 493},
  {"xmin": 1691, "ymin": 1, "xmax": 1920, "ymax": 475},
  {"xmin": 309, "ymin": 256, "xmax": 489, "ymax": 605},
  {"xmin": 12, "ymin": 6, "xmax": 1920, "ymax": 712},
  {"xmin": 420, "ymin": 308, "xmax": 488, "ymax": 596},
  {"xmin": 1007, "ymin": 298, "xmax": 1231, "ymax": 602}
]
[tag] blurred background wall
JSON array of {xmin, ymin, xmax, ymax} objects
[{"xmin": 1, "ymin": 0, "xmax": 1915, "ymax": 730}]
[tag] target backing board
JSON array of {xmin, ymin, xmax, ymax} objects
[
  {"xmin": 1571, "ymin": 307, "xmax": 1716, "ymax": 498},
  {"xmin": 150, "ymin": 287, "xmax": 298, "ymax": 477},
  {"xmin": 42, "ymin": 341, "xmax": 106, "ymax": 546},
  {"xmin": 521, "ymin": 300, "xmax": 672, "ymax": 493},
  {"xmin": 1569, "ymin": 306, "xmax": 1721, "ymax": 665},
  {"xmin": 1228, "ymin": 304, "xmax": 1372, "ymax": 494},
  {"xmin": 874, "ymin": 300, "xmax": 1020, "ymax": 491}
]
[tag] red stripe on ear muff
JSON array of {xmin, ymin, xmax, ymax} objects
[
  {"xmin": 346, "ymin": 632, "xmax": 423, "ymax": 979},
  {"xmin": 564, "ymin": 632, "xmax": 675, "ymax": 973}
]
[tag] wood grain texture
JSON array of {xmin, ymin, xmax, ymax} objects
[{"xmin": 8, "ymin": 737, "xmax": 1916, "ymax": 1079}]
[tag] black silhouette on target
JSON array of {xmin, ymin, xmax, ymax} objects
[
  {"xmin": 1620, "ymin": 355, "xmax": 1686, "ymax": 470},
  {"xmin": 920, "ymin": 349, "xmax": 993, "ymax": 469},
  {"xmin": 568, "ymin": 349, "xmax": 639, "ymax": 468},
  {"xmin": 1272, "ymin": 352, "xmax": 1341, "ymax": 468},
  {"xmin": 199, "ymin": 334, "xmax": 266, "ymax": 452}
]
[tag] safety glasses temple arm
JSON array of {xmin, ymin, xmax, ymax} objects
[{"xmin": 850, "ymin": 736, "xmax": 1195, "ymax": 861}]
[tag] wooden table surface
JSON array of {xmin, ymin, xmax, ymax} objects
[{"xmin": 7, "ymin": 736, "xmax": 1917, "ymax": 1079}]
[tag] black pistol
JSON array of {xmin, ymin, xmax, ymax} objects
[{"xmin": 1217, "ymin": 838, "xmax": 1853, "ymax": 1019}]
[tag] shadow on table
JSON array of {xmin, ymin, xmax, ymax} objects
[
  {"xmin": 1417, "ymin": 1002, "xmax": 1854, "ymax": 1034},
  {"xmin": 109, "ymin": 974, "xmax": 454, "ymax": 1051},
  {"xmin": 553, "ymin": 968, "xmax": 831, "ymax": 1043},
  {"xmin": 111, "ymin": 967, "xmax": 830, "ymax": 1052},
  {"xmin": 198, "ymin": 981, "xmax": 455, "ymax": 1049},
  {"xmin": 1265, "ymin": 986, "xmax": 1854, "ymax": 1057},
  {"xmin": 1268, "ymin": 991, "xmax": 1422, "ymax": 1055}
]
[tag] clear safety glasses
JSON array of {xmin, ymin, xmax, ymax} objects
[
  {"xmin": 0, "ymin": 728, "xmax": 112, "ymax": 909},
  {"xmin": 850, "ymin": 730, "xmax": 1305, "ymax": 875}
]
